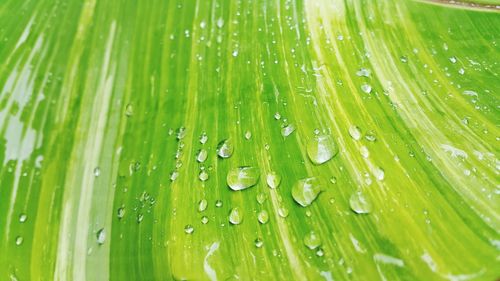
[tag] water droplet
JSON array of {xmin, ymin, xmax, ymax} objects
[
  {"xmin": 256, "ymin": 193, "xmax": 267, "ymax": 204},
  {"xmin": 244, "ymin": 131, "xmax": 252, "ymax": 140},
  {"xmin": 15, "ymin": 236, "xmax": 23, "ymax": 246},
  {"xmin": 170, "ymin": 171, "xmax": 179, "ymax": 181},
  {"xmin": 329, "ymin": 177, "xmax": 337, "ymax": 184},
  {"xmin": 198, "ymin": 199, "xmax": 208, "ymax": 212},
  {"xmin": 292, "ymin": 178, "xmax": 322, "ymax": 207},
  {"xmin": 278, "ymin": 207, "xmax": 289, "ymax": 218},
  {"xmin": 274, "ymin": 112, "xmax": 281, "ymax": 120},
  {"xmin": 304, "ymin": 231, "xmax": 321, "ymax": 250},
  {"xmin": 199, "ymin": 170, "xmax": 209, "ymax": 181},
  {"xmin": 19, "ymin": 214, "xmax": 27, "ymax": 223},
  {"xmin": 307, "ymin": 135, "xmax": 339, "ymax": 165},
  {"xmin": 125, "ymin": 103, "xmax": 134, "ymax": 117},
  {"xmin": 217, "ymin": 139, "xmax": 234, "ymax": 158},
  {"xmin": 361, "ymin": 84, "xmax": 372, "ymax": 94},
  {"xmin": 349, "ymin": 126, "xmax": 362, "ymax": 141},
  {"xmin": 176, "ymin": 127, "xmax": 186, "ymax": 140},
  {"xmin": 232, "ymin": 50, "xmax": 239, "ymax": 57},
  {"xmin": 96, "ymin": 228, "xmax": 106, "ymax": 245},
  {"xmin": 200, "ymin": 132, "xmax": 208, "ymax": 144},
  {"xmin": 196, "ymin": 149, "xmax": 208, "ymax": 163},
  {"xmin": 281, "ymin": 124, "xmax": 295, "ymax": 137},
  {"xmin": 227, "ymin": 166, "xmax": 260, "ymax": 191},
  {"xmin": 364, "ymin": 131, "xmax": 377, "ymax": 142},
  {"xmin": 201, "ymin": 216, "xmax": 209, "ymax": 224},
  {"xmin": 258, "ymin": 210, "xmax": 269, "ymax": 224},
  {"xmin": 93, "ymin": 167, "xmax": 101, "ymax": 177},
  {"xmin": 200, "ymin": 21, "xmax": 206, "ymax": 29},
  {"xmin": 215, "ymin": 200, "xmax": 223, "ymax": 208},
  {"xmin": 184, "ymin": 224, "xmax": 194, "ymax": 234},
  {"xmin": 449, "ymin": 56, "xmax": 457, "ymax": 63},
  {"xmin": 254, "ymin": 238, "xmax": 264, "ymax": 248},
  {"xmin": 229, "ymin": 207, "xmax": 243, "ymax": 225},
  {"xmin": 360, "ymin": 146, "xmax": 369, "ymax": 158},
  {"xmin": 117, "ymin": 207, "xmax": 125, "ymax": 219},
  {"xmin": 316, "ymin": 248, "xmax": 324, "ymax": 257},
  {"xmin": 349, "ymin": 192, "xmax": 373, "ymax": 214},
  {"xmin": 216, "ymin": 18, "xmax": 224, "ymax": 28},
  {"xmin": 266, "ymin": 172, "xmax": 281, "ymax": 189},
  {"xmin": 356, "ymin": 68, "xmax": 371, "ymax": 77},
  {"xmin": 137, "ymin": 214, "xmax": 144, "ymax": 223},
  {"xmin": 372, "ymin": 167, "xmax": 385, "ymax": 181}
]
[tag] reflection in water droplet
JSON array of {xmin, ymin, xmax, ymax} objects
[
  {"xmin": 229, "ymin": 207, "xmax": 243, "ymax": 225},
  {"xmin": 258, "ymin": 210, "xmax": 269, "ymax": 224},
  {"xmin": 304, "ymin": 231, "xmax": 321, "ymax": 250},
  {"xmin": 184, "ymin": 224, "xmax": 194, "ymax": 234},
  {"xmin": 349, "ymin": 192, "xmax": 373, "ymax": 214},
  {"xmin": 349, "ymin": 126, "xmax": 362, "ymax": 141},
  {"xmin": 292, "ymin": 178, "xmax": 322, "ymax": 207},
  {"xmin": 266, "ymin": 172, "xmax": 281, "ymax": 189},
  {"xmin": 307, "ymin": 135, "xmax": 339, "ymax": 165},
  {"xmin": 227, "ymin": 166, "xmax": 260, "ymax": 191},
  {"xmin": 96, "ymin": 228, "xmax": 106, "ymax": 245},
  {"xmin": 217, "ymin": 139, "xmax": 234, "ymax": 158}
]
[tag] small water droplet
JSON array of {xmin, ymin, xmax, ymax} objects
[
  {"xmin": 200, "ymin": 132, "xmax": 208, "ymax": 144},
  {"xmin": 94, "ymin": 167, "xmax": 101, "ymax": 177},
  {"xmin": 361, "ymin": 84, "xmax": 372, "ymax": 94},
  {"xmin": 216, "ymin": 18, "xmax": 224, "ymax": 28},
  {"xmin": 360, "ymin": 146, "xmax": 369, "ymax": 158},
  {"xmin": 364, "ymin": 131, "xmax": 377, "ymax": 142},
  {"xmin": 199, "ymin": 170, "xmax": 209, "ymax": 181},
  {"xmin": 307, "ymin": 135, "xmax": 339, "ymax": 165},
  {"xmin": 196, "ymin": 149, "xmax": 208, "ymax": 163},
  {"xmin": 117, "ymin": 207, "xmax": 125, "ymax": 219},
  {"xmin": 15, "ymin": 236, "xmax": 23, "ymax": 246},
  {"xmin": 304, "ymin": 231, "xmax": 321, "ymax": 250},
  {"xmin": 244, "ymin": 131, "xmax": 252, "ymax": 140},
  {"xmin": 201, "ymin": 216, "xmax": 209, "ymax": 224},
  {"xmin": 349, "ymin": 192, "xmax": 372, "ymax": 214},
  {"xmin": 215, "ymin": 200, "xmax": 223, "ymax": 208},
  {"xmin": 281, "ymin": 124, "xmax": 295, "ymax": 137},
  {"xmin": 217, "ymin": 139, "xmax": 234, "ymax": 158},
  {"xmin": 349, "ymin": 125, "xmax": 362, "ymax": 141},
  {"xmin": 198, "ymin": 199, "xmax": 208, "ymax": 212},
  {"xmin": 170, "ymin": 170, "xmax": 179, "ymax": 181},
  {"xmin": 356, "ymin": 68, "xmax": 371, "ymax": 77},
  {"xmin": 254, "ymin": 238, "xmax": 264, "ymax": 248},
  {"xmin": 292, "ymin": 178, "xmax": 322, "ymax": 207},
  {"xmin": 278, "ymin": 207, "xmax": 289, "ymax": 218},
  {"xmin": 372, "ymin": 167, "xmax": 385, "ymax": 181},
  {"xmin": 329, "ymin": 177, "xmax": 337, "ymax": 184},
  {"xmin": 256, "ymin": 193, "xmax": 267, "ymax": 204},
  {"xmin": 229, "ymin": 207, "xmax": 243, "ymax": 225},
  {"xmin": 232, "ymin": 50, "xmax": 239, "ymax": 57},
  {"xmin": 266, "ymin": 172, "xmax": 281, "ymax": 189},
  {"xmin": 184, "ymin": 224, "xmax": 194, "ymax": 234},
  {"xmin": 258, "ymin": 210, "xmax": 269, "ymax": 224},
  {"xmin": 316, "ymin": 248, "xmax": 324, "ymax": 257},
  {"xmin": 449, "ymin": 56, "xmax": 457, "ymax": 63},
  {"xmin": 125, "ymin": 104, "xmax": 134, "ymax": 117},
  {"xmin": 96, "ymin": 228, "xmax": 106, "ymax": 245},
  {"xmin": 274, "ymin": 112, "xmax": 281, "ymax": 120},
  {"xmin": 227, "ymin": 166, "xmax": 260, "ymax": 191},
  {"xmin": 19, "ymin": 214, "xmax": 27, "ymax": 223}
]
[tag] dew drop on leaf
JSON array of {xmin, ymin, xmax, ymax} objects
[
  {"xmin": 117, "ymin": 207, "xmax": 125, "ymax": 219},
  {"xmin": 19, "ymin": 214, "xmax": 27, "ymax": 223},
  {"xmin": 266, "ymin": 172, "xmax": 281, "ymax": 189},
  {"xmin": 199, "ymin": 132, "xmax": 208, "ymax": 144},
  {"xmin": 201, "ymin": 216, "xmax": 209, "ymax": 224},
  {"xmin": 184, "ymin": 224, "xmax": 194, "ymax": 234},
  {"xmin": 199, "ymin": 170, "xmax": 209, "ymax": 181},
  {"xmin": 361, "ymin": 84, "xmax": 372, "ymax": 94},
  {"xmin": 244, "ymin": 130, "xmax": 252, "ymax": 140},
  {"xmin": 292, "ymin": 177, "xmax": 322, "ymax": 207},
  {"xmin": 349, "ymin": 125, "xmax": 362, "ymax": 141},
  {"xmin": 307, "ymin": 135, "xmax": 339, "ymax": 165},
  {"xmin": 281, "ymin": 124, "xmax": 295, "ymax": 137},
  {"xmin": 125, "ymin": 103, "xmax": 133, "ymax": 117},
  {"xmin": 229, "ymin": 207, "xmax": 243, "ymax": 225},
  {"xmin": 304, "ymin": 231, "xmax": 321, "ymax": 250},
  {"xmin": 215, "ymin": 200, "xmax": 223, "ymax": 208},
  {"xmin": 15, "ymin": 236, "xmax": 23, "ymax": 246},
  {"xmin": 198, "ymin": 199, "xmax": 208, "ymax": 212},
  {"xmin": 278, "ymin": 206, "xmax": 289, "ymax": 218},
  {"xmin": 196, "ymin": 149, "xmax": 208, "ymax": 163},
  {"xmin": 258, "ymin": 210, "xmax": 269, "ymax": 224},
  {"xmin": 96, "ymin": 228, "xmax": 106, "ymax": 245},
  {"xmin": 349, "ymin": 192, "xmax": 373, "ymax": 214},
  {"xmin": 227, "ymin": 166, "xmax": 260, "ymax": 191},
  {"xmin": 256, "ymin": 193, "xmax": 266, "ymax": 204},
  {"xmin": 254, "ymin": 238, "xmax": 264, "ymax": 248},
  {"xmin": 217, "ymin": 139, "xmax": 234, "ymax": 158},
  {"xmin": 94, "ymin": 167, "xmax": 101, "ymax": 177}
]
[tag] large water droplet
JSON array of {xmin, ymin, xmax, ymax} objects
[
  {"xmin": 348, "ymin": 126, "xmax": 362, "ymax": 141},
  {"xmin": 307, "ymin": 135, "xmax": 338, "ymax": 165},
  {"xmin": 304, "ymin": 231, "xmax": 321, "ymax": 250},
  {"xmin": 196, "ymin": 149, "xmax": 208, "ymax": 163},
  {"xmin": 229, "ymin": 207, "xmax": 243, "ymax": 225},
  {"xmin": 349, "ymin": 192, "xmax": 373, "ymax": 214},
  {"xmin": 227, "ymin": 166, "xmax": 260, "ymax": 191},
  {"xmin": 266, "ymin": 172, "xmax": 281, "ymax": 189},
  {"xmin": 217, "ymin": 139, "xmax": 234, "ymax": 158},
  {"xmin": 292, "ymin": 178, "xmax": 322, "ymax": 207},
  {"xmin": 258, "ymin": 210, "xmax": 269, "ymax": 224},
  {"xmin": 96, "ymin": 228, "xmax": 106, "ymax": 245}
]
